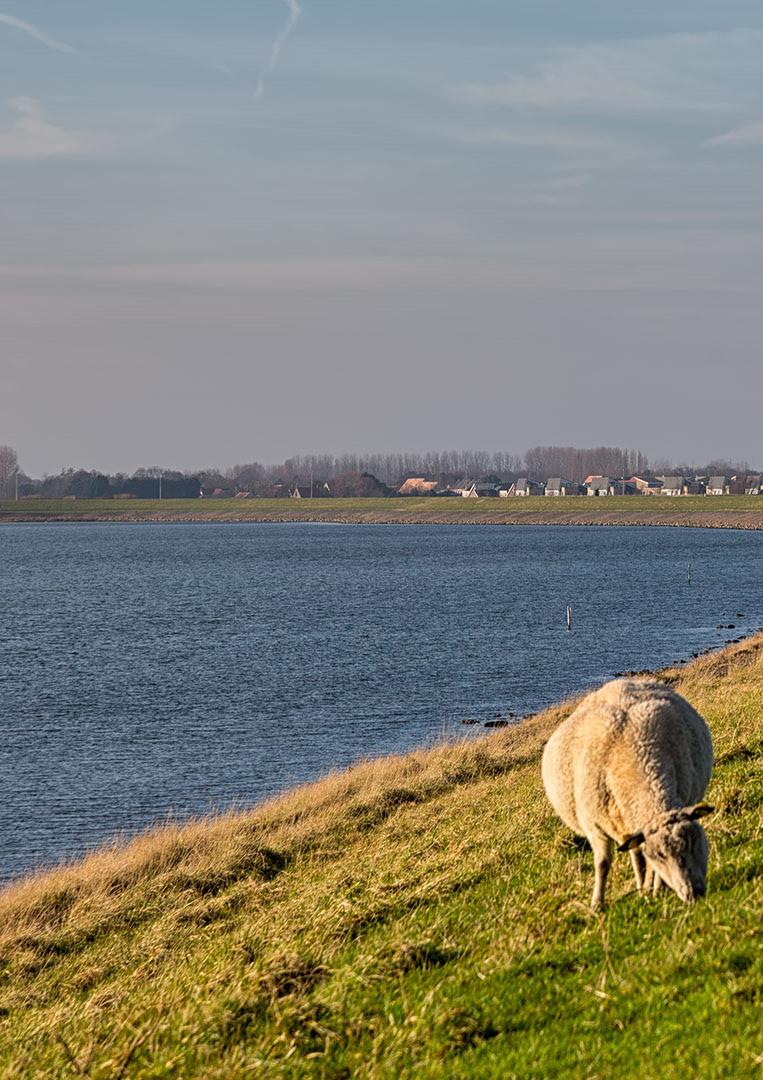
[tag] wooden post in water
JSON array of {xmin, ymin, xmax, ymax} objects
[
  {"xmin": 566, "ymin": 606, "xmax": 572, "ymax": 631},
  {"xmin": 687, "ymin": 561, "xmax": 692, "ymax": 585}
]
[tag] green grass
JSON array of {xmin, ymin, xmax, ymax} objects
[
  {"xmin": 0, "ymin": 641, "xmax": 760, "ymax": 1077},
  {"xmin": 2, "ymin": 494, "xmax": 763, "ymax": 525}
]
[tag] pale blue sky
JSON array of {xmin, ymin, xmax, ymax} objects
[{"xmin": 2, "ymin": 2, "xmax": 763, "ymax": 474}]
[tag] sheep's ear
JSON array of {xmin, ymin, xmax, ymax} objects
[
  {"xmin": 687, "ymin": 803, "xmax": 715, "ymax": 820},
  {"xmin": 618, "ymin": 832, "xmax": 645, "ymax": 852}
]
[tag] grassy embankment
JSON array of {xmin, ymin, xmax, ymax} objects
[
  {"xmin": 2, "ymin": 495, "xmax": 763, "ymax": 529},
  {"xmin": 0, "ymin": 642, "xmax": 761, "ymax": 1077}
]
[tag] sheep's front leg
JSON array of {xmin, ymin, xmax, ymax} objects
[
  {"xmin": 629, "ymin": 848, "xmax": 646, "ymax": 892},
  {"xmin": 590, "ymin": 833, "xmax": 613, "ymax": 911},
  {"xmin": 643, "ymin": 863, "xmax": 663, "ymax": 894},
  {"xmin": 643, "ymin": 863, "xmax": 655, "ymax": 893}
]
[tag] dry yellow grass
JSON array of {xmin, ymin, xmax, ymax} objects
[
  {"xmin": 0, "ymin": 706, "xmax": 561, "ymax": 947},
  {"xmin": 0, "ymin": 640, "xmax": 760, "ymax": 1077}
]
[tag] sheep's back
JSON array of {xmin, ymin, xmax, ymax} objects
[
  {"xmin": 541, "ymin": 679, "xmax": 713, "ymax": 837},
  {"xmin": 599, "ymin": 679, "xmax": 713, "ymax": 802}
]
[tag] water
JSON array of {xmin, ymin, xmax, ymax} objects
[{"xmin": 1, "ymin": 523, "xmax": 760, "ymax": 881}]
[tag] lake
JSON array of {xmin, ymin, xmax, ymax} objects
[{"xmin": 1, "ymin": 523, "xmax": 760, "ymax": 881}]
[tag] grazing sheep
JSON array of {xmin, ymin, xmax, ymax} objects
[{"xmin": 541, "ymin": 679, "xmax": 714, "ymax": 910}]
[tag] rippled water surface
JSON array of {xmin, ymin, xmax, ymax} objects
[{"xmin": 1, "ymin": 523, "xmax": 761, "ymax": 880}]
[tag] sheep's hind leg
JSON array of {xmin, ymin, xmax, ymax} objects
[
  {"xmin": 629, "ymin": 848, "xmax": 647, "ymax": 893},
  {"xmin": 591, "ymin": 833, "xmax": 613, "ymax": 911}
]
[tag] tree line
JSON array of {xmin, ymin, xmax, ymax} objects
[{"xmin": 0, "ymin": 443, "xmax": 756, "ymax": 500}]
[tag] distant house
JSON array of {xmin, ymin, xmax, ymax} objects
[
  {"xmin": 398, "ymin": 477, "xmax": 439, "ymax": 496},
  {"xmin": 545, "ymin": 478, "xmax": 580, "ymax": 497},
  {"xmin": 450, "ymin": 478, "xmax": 479, "ymax": 498},
  {"xmin": 611, "ymin": 479, "xmax": 640, "ymax": 495},
  {"xmin": 630, "ymin": 476, "xmax": 662, "ymax": 495},
  {"xmin": 257, "ymin": 483, "xmax": 291, "ymax": 499},
  {"xmin": 501, "ymin": 478, "xmax": 544, "ymax": 497},
  {"xmin": 475, "ymin": 481, "xmax": 502, "ymax": 497},
  {"xmin": 609, "ymin": 479, "xmax": 639, "ymax": 494},
  {"xmin": 586, "ymin": 476, "xmax": 615, "ymax": 497},
  {"xmin": 706, "ymin": 476, "xmax": 729, "ymax": 496},
  {"xmin": 744, "ymin": 475, "xmax": 762, "ymax": 495},
  {"xmin": 290, "ymin": 480, "xmax": 331, "ymax": 499},
  {"xmin": 450, "ymin": 478, "xmax": 502, "ymax": 498},
  {"xmin": 660, "ymin": 476, "xmax": 688, "ymax": 496}
]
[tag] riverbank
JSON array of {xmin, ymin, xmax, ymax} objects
[
  {"xmin": 0, "ymin": 637, "xmax": 760, "ymax": 1076},
  {"xmin": 3, "ymin": 494, "xmax": 763, "ymax": 528}
]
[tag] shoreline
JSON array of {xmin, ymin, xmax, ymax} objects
[
  {"xmin": 2, "ymin": 515, "xmax": 763, "ymax": 530},
  {"xmin": 2, "ymin": 495, "xmax": 763, "ymax": 530},
  {"xmin": 2, "ymin": 628, "xmax": 759, "ymax": 890}
]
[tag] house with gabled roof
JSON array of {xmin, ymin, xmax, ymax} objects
[
  {"xmin": 450, "ymin": 478, "xmax": 502, "ymax": 498},
  {"xmin": 450, "ymin": 478, "xmax": 479, "ymax": 498},
  {"xmin": 545, "ymin": 478, "xmax": 580, "ymax": 497},
  {"xmin": 660, "ymin": 476, "xmax": 688, "ymax": 496},
  {"xmin": 501, "ymin": 478, "xmax": 544, "ymax": 497},
  {"xmin": 630, "ymin": 476, "xmax": 662, "ymax": 495},
  {"xmin": 585, "ymin": 476, "xmax": 615, "ymax": 496},
  {"xmin": 398, "ymin": 477, "xmax": 439, "ymax": 496},
  {"xmin": 290, "ymin": 480, "xmax": 331, "ymax": 499},
  {"xmin": 706, "ymin": 476, "xmax": 729, "ymax": 496}
]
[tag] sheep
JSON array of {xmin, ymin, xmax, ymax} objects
[{"xmin": 541, "ymin": 678, "xmax": 714, "ymax": 910}]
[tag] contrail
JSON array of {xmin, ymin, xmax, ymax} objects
[
  {"xmin": 0, "ymin": 12, "xmax": 74, "ymax": 52},
  {"xmin": 256, "ymin": 0, "xmax": 302, "ymax": 99}
]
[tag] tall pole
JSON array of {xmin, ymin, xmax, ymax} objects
[{"xmin": 158, "ymin": 475, "xmax": 162, "ymax": 500}]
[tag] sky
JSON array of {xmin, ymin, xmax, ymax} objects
[{"xmin": 2, "ymin": 1, "xmax": 763, "ymax": 475}]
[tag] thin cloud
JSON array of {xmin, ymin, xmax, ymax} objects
[
  {"xmin": 0, "ymin": 12, "xmax": 74, "ymax": 53},
  {"xmin": 537, "ymin": 172, "xmax": 593, "ymax": 191},
  {"xmin": 705, "ymin": 121, "xmax": 763, "ymax": 147},
  {"xmin": 256, "ymin": 0, "xmax": 302, "ymax": 99},
  {"xmin": 450, "ymin": 30, "xmax": 758, "ymax": 114},
  {"xmin": 436, "ymin": 125, "xmax": 625, "ymax": 152},
  {"xmin": 0, "ymin": 97, "xmax": 86, "ymax": 160}
]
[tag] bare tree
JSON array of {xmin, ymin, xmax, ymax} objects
[
  {"xmin": 232, "ymin": 462, "xmax": 267, "ymax": 491},
  {"xmin": 132, "ymin": 466, "xmax": 166, "ymax": 479},
  {"xmin": 0, "ymin": 445, "xmax": 19, "ymax": 499},
  {"xmin": 705, "ymin": 458, "xmax": 749, "ymax": 476},
  {"xmin": 524, "ymin": 446, "xmax": 650, "ymax": 482}
]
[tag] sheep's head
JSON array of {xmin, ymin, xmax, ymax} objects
[{"xmin": 619, "ymin": 804, "xmax": 714, "ymax": 902}]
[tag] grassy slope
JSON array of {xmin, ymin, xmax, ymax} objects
[
  {"xmin": 2, "ymin": 495, "xmax": 763, "ymax": 528},
  {"xmin": 0, "ymin": 642, "xmax": 761, "ymax": 1078}
]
